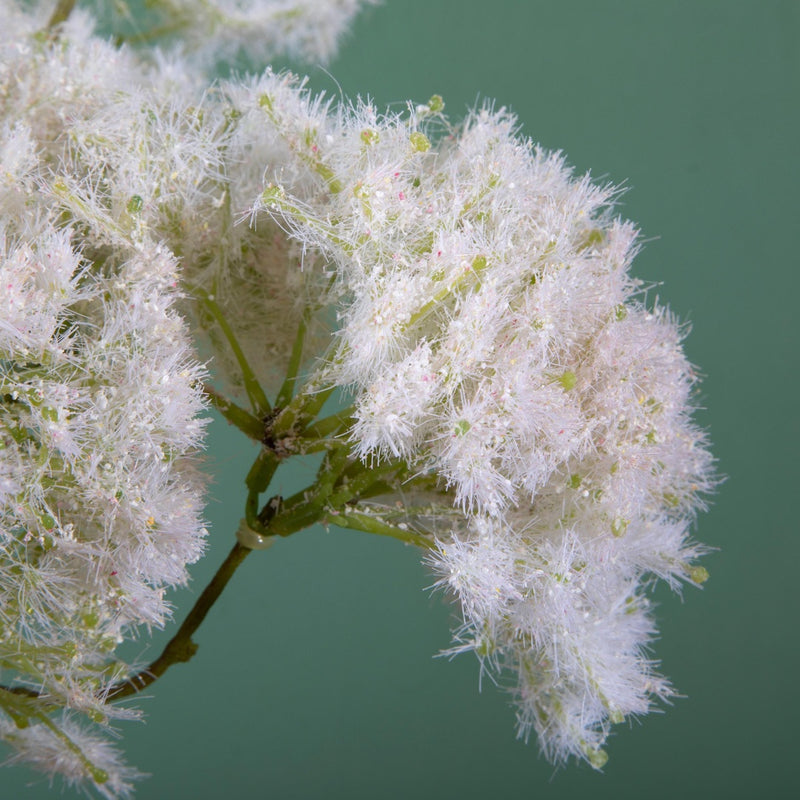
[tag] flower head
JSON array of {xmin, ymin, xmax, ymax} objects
[{"xmin": 257, "ymin": 93, "xmax": 715, "ymax": 765}]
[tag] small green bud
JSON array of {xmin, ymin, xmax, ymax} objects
[
  {"xmin": 611, "ymin": 518, "xmax": 629, "ymax": 537},
  {"xmin": 427, "ymin": 94, "xmax": 445, "ymax": 113},
  {"xmin": 89, "ymin": 766, "xmax": 110, "ymax": 785},
  {"xmin": 410, "ymin": 131, "xmax": 431, "ymax": 152},
  {"xmin": 454, "ymin": 419, "xmax": 471, "ymax": 436},
  {"xmin": 688, "ymin": 565, "xmax": 709, "ymax": 584},
  {"xmin": 583, "ymin": 228, "xmax": 605, "ymax": 249},
  {"xmin": 471, "ymin": 254, "xmax": 488, "ymax": 272},
  {"xmin": 126, "ymin": 195, "xmax": 144, "ymax": 214},
  {"xmin": 8, "ymin": 709, "xmax": 29, "ymax": 729},
  {"xmin": 587, "ymin": 748, "xmax": 609, "ymax": 770},
  {"xmin": 258, "ymin": 93, "xmax": 274, "ymax": 111},
  {"xmin": 558, "ymin": 370, "xmax": 577, "ymax": 391},
  {"xmin": 82, "ymin": 611, "xmax": 99, "ymax": 628}
]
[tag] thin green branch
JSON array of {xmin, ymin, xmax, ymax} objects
[
  {"xmin": 0, "ymin": 540, "xmax": 256, "ymax": 706},
  {"xmin": 326, "ymin": 507, "xmax": 434, "ymax": 549},
  {"xmin": 327, "ymin": 460, "xmax": 402, "ymax": 508},
  {"xmin": 270, "ymin": 380, "xmax": 336, "ymax": 440},
  {"xmin": 46, "ymin": 0, "xmax": 76, "ymax": 30},
  {"xmin": 299, "ymin": 405, "xmax": 354, "ymax": 441},
  {"xmin": 109, "ymin": 542, "xmax": 251, "ymax": 700},
  {"xmin": 266, "ymin": 445, "xmax": 350, "ymax": 536},
  {"xmin": 244, "ymin": 448, "xmax": 281, "ymax": 534},
  {"xmin": 194, "ymin": 288, "xmax": 270, "ymax": 417},
  {"xmin": 275, "ymin": 307, "xmax": 311, "ymax": 410},
  {"xmin": 203, "ymin": 383, "xmax": 264, "ymax": 441}
]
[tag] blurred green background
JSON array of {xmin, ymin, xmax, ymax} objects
[{"xmin": 7, "ymin": 1, "xmax": 799, "ymax": 797}]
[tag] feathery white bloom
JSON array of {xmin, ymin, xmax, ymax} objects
[
  {"xmin": 1, "ymin": 8, "xmax": 209, "ymax": 794},
  {"xmin": 256, "ymin": 94, "xmax": 715, "ymax": 765},
  {"xmin": 88, "ymin": 0, "xmax": 378, "ymax": 70},
  {"xmin": 0, "ymin": 715, "xmax": 143, "ymax": 799}
]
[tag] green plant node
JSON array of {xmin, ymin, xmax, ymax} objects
[
  {"xmin": 475, "ymin": 637, "xmax": 494, "ymax": 657},
  {"xmin": 615, "ymin": 304, "xmax": 627, "ymax": 321},
  {"xmin": 258, "ymin": 93, "xmax": 274, "ymax": 110},
  {"xmin": 6, "ymin": 708, "xmax": 29, "ymax": 729},
  {"xmin": 414, "ymin": 230, "xmax": 435, "ymax": 255},
  {"xmin": 410, "ymin": 131, "xmax": 431, "ymax": 152},
  {"xmin": 360, "ymin": 128, "xmax": 378, "ymax": 145},
  {"xmin": 568, "ymin": 473, "xmax": 582, "ymax": 489}
]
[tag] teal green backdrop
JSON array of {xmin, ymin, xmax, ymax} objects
[{"xmin": 5, "ymin": 1, "xmax": 798, "ymax": 798}]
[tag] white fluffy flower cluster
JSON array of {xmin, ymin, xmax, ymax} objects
[
  {"xmin": 88, "ymin": 0, "xmax": 378, "ymax": 69},
  {"xmin": 0, "ymin": 7, "xmax": 209, "ymax": 796},
  {"xmin": 256, "ymin": 93, "xmax": 715, "ymax": 765},
  {"xmin": 0, "ymin": 2, "xmax": 374, "ymax": 793}
]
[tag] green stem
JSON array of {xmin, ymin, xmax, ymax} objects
[
  {"xmin": 245, "ymin": 448, "xmax": 281, "ymax": 534},
  {"xmin": 270, "ymin": 380, "xmax": 336, "ymax": 440},
  {"xmin": 45, "ymin": 0, "xmax": 76, "ymax": 30},
  {"xmin": 0, "ymin": 540, "xmax": 257, "ymax": 706},
  {"xmin": 38, "ymin": 714, "xmax": 111, "ymax": 785},
  {"xmin": 260, "ymin": 188, "xmax": 352, "ymax": 254},
  {"xmin": 109, "ymin": 542, "xmax": 251, "ymax": 700},
  {"xmin": 195, "ymin": 288, "xmax": 271, "ymax": 417},
  {"xmin": 275, "ymin": 307, "xmax": 311, "ymax": 410},
  {"xmin": 327, "ymin": 460, "xmax": 401, "ymax": 508},
  {"xmin": 299, "ymin": 405, "xmax": 355, "ymax": 441},
  {"xmin": 203, "ymin": 383, "xmax": 264, "ymax": 441},
  {"xmin": 404, "ymin": 254, "xmax": 489, "ymax": 331},
  {"xmin": 326, "ymin": 507, "xmax": 434, "ymax": 549},
  {"xmin": 266, "ymin": 445, "xmax": 350, "ymax": 536}
]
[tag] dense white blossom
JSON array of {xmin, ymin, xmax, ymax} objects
[
  {"xmin": 88, "ymin": 0, "xmax": 379, "ymax": 70},
  {"xmin": 256, "ymin": 92, "xmax": 715, "ymax": 766},
  {"xmin": 0, "ymin": 6, "xmax": 209, "ymax": 794},
  {"xmin": 0, "ymin": 715, "xmax": 143, "ymax": 799}
]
